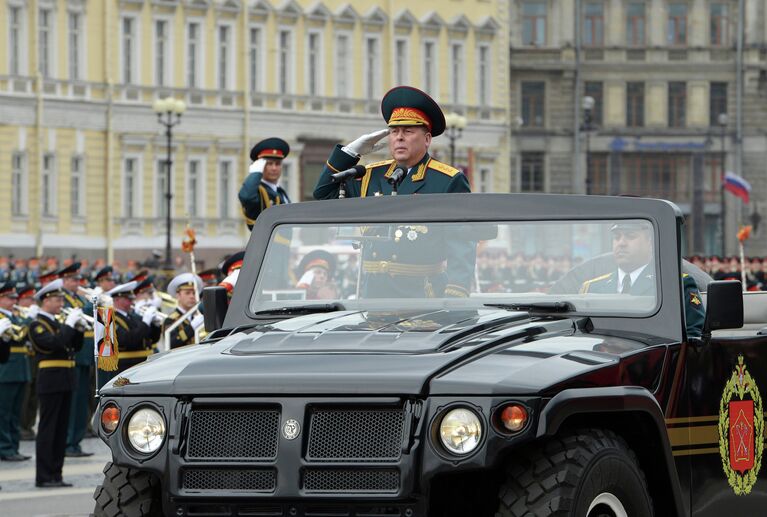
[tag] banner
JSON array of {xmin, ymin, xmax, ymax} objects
[
  {"xmin": 724, "ymin": 172, "xmax": 752, "ymax": 204},
  {"xmin": 95, "ymin": 305, "xmax": 119, "ymax": 371}
]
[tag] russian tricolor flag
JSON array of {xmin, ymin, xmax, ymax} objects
[{"xmin": 724, "ymin": 172, "xmax": 751, "ymax": 204}]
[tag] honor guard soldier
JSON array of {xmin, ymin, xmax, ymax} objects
[
  {"xmin": 161, "ymin": 273, "xmax": 203, "ymax": 349},
  {"xmin": 313, "ymin": 86, "xmax": 475, "ymax": 298},
  {"xmin": 0, "ymin": 282, "xmax": 31, "ymax": 462},
  {"xmin": 58, "ymin": 263, "xmax": 94, "ymax": 458},
  {"xmin": 16, "ymin": 283, "xmax": 39, "ymax": 441},
  {"xmin": 93, "ymin": 266, "xmax": 117, "ymax": 295},
  {"xmin": 106, "ymin": 282, "xmax": 161, "ymax": 374},
  {"xmin": 238, "ymin": 138, "xmax": 292, "ymax": 230},
  {"xmin": 29, "ymin": 279, "xmax": 86, "ymax": 488}
]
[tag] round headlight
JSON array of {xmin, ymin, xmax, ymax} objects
[
  {"xmin": 438, "ymin": 408, "xmax": 482, "ymax": 455},
  {"xmin": 127, "ymin": 407, "xmax": 166, "ymax": 454}
]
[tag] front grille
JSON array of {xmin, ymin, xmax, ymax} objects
[
  {"xmin": 182, "ymin": 468, "xmax": 276, "ymax": 492},
  {"xmin": 187, "ymin": 408, "xmax": 280, "ymax": 461},
  {"xmin": 307, "ymin": 409, "xmax": 405, "ymax": 462},
  {"xmin": 303, "ymin": 469, "xmax": 399, "ymax": 494}
]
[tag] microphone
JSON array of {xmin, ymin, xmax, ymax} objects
[
  {"xmin": 331, "ymin": 165, "xmax": 367, "ymax": 183},
  {"xmin": 387, "ymin": 165, "xmax": 407, "ymax": 186}
]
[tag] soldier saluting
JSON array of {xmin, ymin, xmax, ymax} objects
[
  {"xmin": 29, "ymin": 279, "xmax": 86, "ymax": 488},
  {"xmin": 238, "ymin": 138, "xmax": 291, "ymax": 230}
]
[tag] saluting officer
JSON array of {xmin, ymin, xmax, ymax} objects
[
  {"xmin": 106, "ymin": 282, "xmax": 161, "ymax": 374},
  {"xmin": 313, "ymin": 86, "xmax": 475, "ymax": 298},
  {"xmin": 239, "ymin": 138, "xmax": 292, "ymax": 230},
  {"xmin": 161, "ymin": 273, "xmax": 203, "ymax": 349},
  {"xmin": 29, "ymin": 279, "xmax": 85, "ymax": 488},
  {"xmin": 58, "ymin": 262, "xmax": 94, "ymax": 458},
  {"xmin": 0, "ymin": 282, "xmax": 31, "ymax": 462}
]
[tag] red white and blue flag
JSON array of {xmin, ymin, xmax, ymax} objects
[{"xmin": 724, "ymin": 172, "xmax": 751, "ymax": 204}]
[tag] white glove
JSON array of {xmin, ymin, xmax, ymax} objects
[
  {"xmin": 152, "ymin": 312, "xmax": 166, "ymax": 326},
  {"xmin": 296, "ymin": 270, "xmax": 315, "ymax": 289},
  {"xmin": 249, "ymin": 158, "xmax": 267, "ymax": 174},
  {"xmin": 65, "ymin": 308, "xmax": 83, "ymax": 328},
  {"xmin": 134, "ymin": 299, "xmax": 150, "ymax": 311},
  {"xmin": 0, "ymin": 319, "xmax": 12, "ymax": 340},
  {"xmin": 220, "ymin": 269, "xmax": 240, "ymax": 293},
  {"xmin": 150, "ymin": 294, "xmax": 163, "ymax": 309},
  {"xmin": 342, "ymin": 129, "xmax": 389, "ymax": 157},
  {"xmin": 26, "ymin": 304, "xmax": 40, "ymax": 319},
  {"xmin": 141, "ymin": 306, "xmax": 157, "ymax": 326},
  {"xmin": 191, "ymin": 314, "xmax": 205, "ymax": 330}
]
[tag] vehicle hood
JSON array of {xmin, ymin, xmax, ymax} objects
[{"xmin": 102, "ymin": 309, "xmax": 628, "ymax": 396}]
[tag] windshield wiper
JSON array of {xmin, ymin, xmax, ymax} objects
[
  {"xmin": 484, "ymin": 301, "xmax": 575, "ymax": 313},
  {"xmin": 254, "ymin": 302, "xmax": 346, "ymax": 316}
]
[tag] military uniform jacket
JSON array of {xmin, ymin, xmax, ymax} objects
[
  {"xmin": 64, "ymin": 290, "xmax": 94, "ymax": 366},
  {"xmin": 314, "ymin": 148, "xmax": 474, "ymax": 298},
  {"xmin": 238, "ymin": 172, "xmax": 291, "ymax": 230},
  {"xmin": 29, "ymin": 314, "xmax": 83, "ymax": 395},
  {"xmin": 0, "ymin": 310, "xmax": 30, "ymax": 383},
  {"xmin": 161, "ymin": 308, "xmax": 196, "ymax": 349},
  {"xmin": 114, "ymin": 311, "xmax": 159, "ymax": 372}
]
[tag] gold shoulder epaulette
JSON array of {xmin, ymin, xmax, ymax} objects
[
  {"xmin": 168, "ymin": 311, "xmax": 180, "ymax": 320},
  {"xmin": 366, "ymin": 159, "xmax": 395, "ymax": 169},
  {"xmin": 579, "ymin": 272, "xmax": 613, "ymax": 294},
  {"xmin": 427, "ymin": 159, "xmax": 460, "ymax": 177},
  {"xmin": 682, "ymin": 273, "xmax": 689, "ymax": 278}
]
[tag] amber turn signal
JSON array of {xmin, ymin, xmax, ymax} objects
[
  {"xmin": 499, "ymin": 404, "xmax": 528, "ymax": 433},
  {"xmin": 101, "ymin": 404, "xmax": 120, "ymax": 434}
]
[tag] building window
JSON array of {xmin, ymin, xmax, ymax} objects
[
  {"xmin": 520, "ymin": 153, "xmax": 545, "ymax": 192},
  {"xmin": 155, "ymin": 20, "xmax": 167, "ymax": 86},
  {"xmin": 9, "ymin": 6, "xmax": 22, "ymax": 75},
  {"xmin": 626, "ymin": 2, "xmax": 645, "ymax": 46},
  {"xmin": 219, "ymin": 161, "xmax": 231, "ymax": 219},
  {"xmin": 477, "ymin": 167, "xmax": 493, "ymax": 193},
  {"xmin": 71, "ymin": 156, "xmax": 84, "ymax": 217},
  {"xmin": 626, "ymin": 82, "xmax": 644, "ymax": 127},
  {"xmin": 336, "ymin": 34, "xmax": 349, "ymax": 97},
  {"xmin": 710, "ymin": 82, "xmax": 728, "ymax": 125},
  {"xmin": 69, "ymin": 12, "xmax": 81, "ymax": 80},
  {"xmin": 11, "ymin": 152, "xmax": 25, "ymax": 216},
  {"xmin": 667, "ymin": 3, "xmax": 687, "ymax": 46},
  {"xmin": 187, "ymin": 23, "xmax": 200, "ymax": 89},
  {"xmin": 710, "ymin": 3, "xmax": 729, "ymax": 46},
  {"xmin": 521, "ymin": 81, "xmax": 545, "ymax": 127},
  {"xmin": 395, "ymin": 39, "xmax": 408, "ymax": 86},
  {"xmin": 522, "ymin": 1, "xmax": 546, "ymax": 46},
  {"xmin": 587, "ymin": 154, "xmax": 608, "ymax": 195},
  {"xmin": 584, "ymin": 81, "xmax": 603, "ymax": 126},
  {"xmin": 668, "ymin": 82, "xmax": 686, "ymax": 128},
  {"xmin": 478, "ymin": 45, "xmax": 490, "ymax": 106},
  {"xmin": 450, "ymin": 43, "xmax": 464, "ymax": 105},
  {"xmin": 583, "ymin": 2, "xmax": 604, "ymax": 47},
  {"xmin": 365, "ymin": 37, "xmax": 379, "ymax": 100},
  {"xmin": 187, "ymin": 160, "xmax": 200, "ymax": 218},
  {"xmin": 280, "ymin": 162, "xmax": 293, "ymax": 200},
  {"xmin": 122, "ymin": 18, "xmax": 135, "ymax": 84},
  {"xmin": 42, "ymin": 153, "xmax": 55, "ymax": 217},
  {"xmin": 307, "ymin": 32, "xmax": 320, "ymax": 96},
  {"xmin": 249, "ymin": 27, "xmax": 261, "ymax": 93},
  {"xmin": 423, "ymin": 41, "xmax": 436, "ymax": 95},
  {"xmin": 279, "ymin": 30, "xmax": 292, "ymax": 94},
  {"xmin": 156, "ymin": 160, "xmax": 168, "ymax": 218},
  {"xmin": 124, "ymin": 158, "xmax": 137, "ymax": 218},
  {"xmin": 218, "ymin": 25, "xmax": 230, "ymax": 90},
  {"xmin": 38, "ymin": 8, "xmax": 52, "ymax": 77}
]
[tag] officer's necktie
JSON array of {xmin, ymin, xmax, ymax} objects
[{"xmin": 621, "ymin": 274, "xmax": 632, "ymax": 294}]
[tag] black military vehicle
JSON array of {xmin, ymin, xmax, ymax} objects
[{"xmin": 93, "ymin": 194, "xmax": 767, "ymax": 517}]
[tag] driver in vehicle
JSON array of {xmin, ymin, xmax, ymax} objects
[{"xmin": 580, "ymin": 221, "xmax": 705, "ymax": 337}]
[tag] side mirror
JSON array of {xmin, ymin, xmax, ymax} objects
[
  {"xmin": 202, "ymin": 286, "xmax": 228, "ymax": 333},
  {"xmin": 703, "ymin": 280, "xmax": 743, "ymax": 334}
]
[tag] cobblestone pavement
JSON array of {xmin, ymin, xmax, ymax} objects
[{"xmin": 0, "ymin": 435, "xmax": 110, "ymax": 516}]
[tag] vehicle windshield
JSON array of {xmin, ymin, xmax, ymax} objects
[{"xmin": 249, "ymin": 219, "xmax": 659, "ymax": 316}]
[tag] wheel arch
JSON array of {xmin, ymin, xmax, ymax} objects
[{"xmin": 536, "ymin": 386, "xmax": 686, "ymax": 517}]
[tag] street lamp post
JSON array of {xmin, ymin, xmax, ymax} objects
[
  {"xmin": 718, "ymin": 112, "xmax": 728, "ymax": 256},
  {"xmin": 581, "ymin": 95, "xmax": 595, "ymax": 195},
  {"xmin": 444, "ymin": 112, "xmax": 468, "ymax": 166},
  {"xmin": 152, "ymin": 97, "xmax": 186, "ymax": 271}
]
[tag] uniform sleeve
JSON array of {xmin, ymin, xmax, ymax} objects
[
  {"xmin": 29, "ymin": 322, "xmax": 82, "ymax": 354},
  {"xmin": 446, "ymin": 172, "xmax": 471, "ymax": 193},
  {"xmin": 313, "ymin": 145, "xmax": 361, "ymax": 200},
  {"xmin": 115, "ymin": 316, "xmax": 150, "ymax": 353},
  {"xmin": 238, "ymin": 172, "xmax": 265, "ymax": 229},
  {"xmin": 683, "ymin": 275, "xmax": 705, "ymax": 338}
]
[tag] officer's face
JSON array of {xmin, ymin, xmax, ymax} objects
[
  {"xmin": 99, "ymin": 277, "xmax": 116, "ymax": 292},
  {"xmin": 62, "ymin": 276, "xmax": 79, "ymax": 292},
  {"xmin": 42, "ymin": 295, "xmax": 64, "ymax": 314},
  {"xmin": 0, "ymin": 295, "xmax": 14, "ymax": 311},
  {"xmin": 262, "ymin": 159, "xmax": 283, "ymax": 183},
  {"xmin": 612, "ymin": 229, "xmax": 652, "ymax": 272},
  {"xmin": 113, "ymin": 296, "xmax": 132, "ymax": 313},
  {"xmin": 177, "ymin": 287, "xmax": 197, "ymax": 310},
  {"xmin": 388, "ymin": 126, "xmax": 431, "ymax": 168}
]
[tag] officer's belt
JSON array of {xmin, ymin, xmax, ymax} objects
[
  {"xmin": 39, "ymin": 359, "xmax": 75, "ymax": 369},
  {"xmin": 362, "ymin": 261, "xmax": 445, "ymax": 276},
  {"xmin": 118, "ymin": 350, "xmax": 153, "ymax": 360},
  {"xmin": 10, "ymin": 346, "xmax": 27, "ymax": 354}
]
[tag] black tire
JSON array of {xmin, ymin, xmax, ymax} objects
[
  {"xmin": 496, "ymin": 428, "xmax": 653, "ymax": 517},
  {"xmin": 93, "ymin": 461, "xmax": 162, "ymax": 517}
]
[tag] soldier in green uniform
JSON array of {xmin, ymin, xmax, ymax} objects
[
  {"xmin": 161, "ymin": 273, "xmax": 203, "ymax": 350},
  {"xmin": 17, "ymin": 283, "xmax": 39, "ymax": 441},
  {"xmin": 580, "ymin": 222, "xmax": 705, "ymax": 337},
  {"xmin": 313, "ymin": 86, "xmax": 474, "ymax": 298},
  {"xmin": 0, "ymin": 282, "xmax": 31, "ymax": 461},
  {"xmin": 238, "ymin": 138, "xmax": 292, "ymax": 230},
  {"xmin": 58, "ymin": 263, "xmax": 94, "ymax": 457}
]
